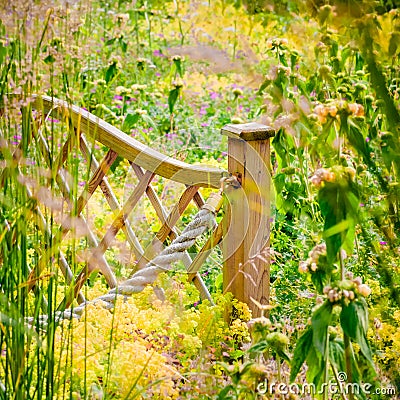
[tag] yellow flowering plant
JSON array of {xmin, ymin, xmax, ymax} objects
[{"xmin": 48, "ymin": 274, "xmax": 251, "ymax": 398}]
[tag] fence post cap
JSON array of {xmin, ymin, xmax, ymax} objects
[{"xmin": 221, "ymin": 122, "xmax": 275, "ymax": 141}]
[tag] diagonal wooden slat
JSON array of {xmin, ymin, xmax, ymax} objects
[
  {"xmin": 75, "ymin": 149, "xmax": 118, "ymax": 216},
  {"xmin": 187, "ymin": 220, "xmax": 224, "ymax": 276},
  {"xmin": 79, "ymin": 136, "xmax": 144, "ymax": 260},
  {"xmin": 192, "ymin": 191, "xmax": 205, "ymax": 209},
  {"xmin": 95, "ymin": 169, "xmax": 155, "ymax": 256},
  {"xmin": 1, "ymin": 97, "xmax": 234, "ymax": 310},
  {"xmin": 32, "ymin": 126, "xmax": 117, "ymax": 289},
  {"xmin": 135, "ymin": 185, "xmax": 200, "ymax": 270},
  {"xmin": 65, "ymin": 170, "xmax": 155, "ymax": 306},
  {"xmin": 131, "ymin": 163, "xmax": 212, "ymax": 301}
]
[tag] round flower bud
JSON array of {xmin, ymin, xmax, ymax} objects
[
  {"xmin": 280, "ymin": 38, "xmax": 289, "ymax": 46},
  {"xmin": 353, "ymin": 277, "xmax": 362, "ymax": 286},
  {"xmin": 325, "ymin": 171, "xmax": 336, "ymax": 182},
  {"xmin": 364, "ymin": 95, "xmax": 374, "ymax": 103},
  {"xmin": 357, "ymin": 284, "xmax": 372, "ymax": 297},
  {"xmin": 319, "ymin": 65, "xmax": 332, "ymax": 79},
  {"xmin": 232, "ymin": 87, "xmax": 243, "ymax": 97},
  {"xmin": 355, "ymin": 83, "xmax": 367, "ymax": 91},
  {"xmin": 310, "ymin": 262, "xmax": 318, "ymax": 272},
  {"xmin": 298, "ymin": 261, "xmax": 309, "ymax": 273},
  {"xmin": 345, "ymin": 167, "xmax": 356, "ymax": 180},
  {"xmin": 265, "ymin": 332, "xmax": 289, "ymax": 352},
  {"xmin": 231, "ymin": 116, "xmax": 245, "ymax": 124},
  {"xmin": 345, "ymin": 271, "xmax": 354, "ymax": 280},
  {"xmin": 115, "ymin": 86, "xmax": 131, "ymax": 96},
  {"xmin": 328, "ymin": 104, "xmax": 338, "ymax": 117},
  {"xmin": 314, "ymin": 104, "xmax": 328, "ymax": 117},
  {"xmin": 310, "ymin": 175, "xmax": 322, "ymax": 188},
  {"xmin": 172, "ymin": 78, "xmax": 184, "ymax": 88}
]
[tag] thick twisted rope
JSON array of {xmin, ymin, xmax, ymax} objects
[{"xmin": 27, "ymin": 191, "xmax": 224, "ymax": 327}]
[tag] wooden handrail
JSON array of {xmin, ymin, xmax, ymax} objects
[
  {"xmin": 2, "ymin": 94, "xmax": 276, "ymax": 315},
  {"xmin": 26, "ymin": 95, "xmax": 227, "ymax": 188}
]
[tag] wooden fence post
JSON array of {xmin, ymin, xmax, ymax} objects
[{"xmin": 221, "ymin": 123, "xmax": 275, "ymax": 317}]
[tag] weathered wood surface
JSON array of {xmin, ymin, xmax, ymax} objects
[
  {"xmin": 221, "ymin": 122, "xmax": 275, "ymax": 317},
  {"xmin": 2, "ymin": 95, "xmax": 275, "ymax": 316},
  {"xmin": 30, "ymin": 95, "xmax": 226, "ymax": 188}
]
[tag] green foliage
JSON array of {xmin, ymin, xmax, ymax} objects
[
  {"xmin": 340, "ymin": 298, "xmax": 373, "ymax": 366},
  {"xmin": 1, "ymin": 0, "xmax": 400, "ymax": 397}
]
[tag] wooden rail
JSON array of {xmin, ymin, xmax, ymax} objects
[
  {"xmin": 0, "ymin": 95, "xmax": 274, "ymax": 318},
  {"xmin": 30, "ymin": 95, "xmax": 225, "ymax": 188}
]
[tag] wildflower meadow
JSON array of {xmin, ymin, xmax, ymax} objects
[{"xmin": 0, "ymin": 0, "xmax": 400, "ymax": 399}]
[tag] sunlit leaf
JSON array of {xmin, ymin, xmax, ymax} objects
[
  {"xmin": 340, "ymin": 298, "xmax": 374, "ymax": 366},
  {"xmin": 168, "ymin": 88, "xmax": 180, "ymax": 114},
  {"xmin": 311, "ymin": 300, "xmax": 333, "ymax": 356}
]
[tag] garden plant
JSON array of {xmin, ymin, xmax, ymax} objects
[{"xmin": 0, "ymin": 0, "xmax": 399, "ymax": 399}]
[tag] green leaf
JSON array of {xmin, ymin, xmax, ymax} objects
[
  {"xmin": 0, "ymin": 41, "xmax": 6, "ymax": 66},
  {"xmin": 218, "ymin": 385, "xmax": 234, "ymax": 399},
  {"xmin": 340, "ymin": 299, "xmax": 374, "ymax": 365},
  {"xmin": 311, "ymin": 270, "xmax": 328, "ymax": 294},
  {"xmin": 43, "ymin": 54, "xmax": 55, "ymax": 64},
  {"xmin": 347, "ymin": 120, "xmax": 370, "ymax": 161},
  {"xmin": 168, "ymin": 88, "xmax": 180, "ymax": 114},
  {"xmin": 305, "ymin": 344, "xmax": 325, "ymax": 387},
  {"xmin": 329, "ymin": 338, "xmax": 366, "ymax": 398},
  {"xmin": 173, "ymin": 57, "xmax": 183, "ymax": 77},
  {"xmin": 214, "ymin": 273, "xmax": 223, "ymax": 291},
  {"xmin": 110, "ymin": 155, "xmax": 123, "ymax": 173},
  {"xmin": 248, "ymin": 340, "xmax": 270, "ymax": 354},
  {"xmin": 105, "ymin": 37, "xmax": 117, "ymax": 46},
  {"xmin": 323, "ymin": 219, "xmax": 351, "ymax": 238},
  {"xmin": 277, "ymin": 349, "xmax": 291, "ymax": 364},
  {"xmin": 388, "ymin": 32, "xmax": 400, "ymax": 57},
  {"xmin": 329, "ymin": 338, "xmax": 345, "ymax": 375},
  {"xmin": 122, "ymin": 112, "xmax": 139, "ymax": 132},
  {"xmin": 105, "ymin": 62, "xmax": 118, "ymax": 83},
  {"xmin": 311, "ymin": 301, "xmax": 333, "ymax": 356},
  {"xmin": 120, "ymin": 38, "xmax": 128, "ymax": 53},
  {"xmin": 290, "ymin": 326, "xmax": 313, "ymax": 382},
  {"xmin": 229, "ymin": 349, "xmax": 244, "ymax": 360},
  {"xmin": 257, "ymin": 78, "xmax": 271, "ymax": 94},
  {"xmin": 272, "ymin": 128, "xmax": 295, "ymax": 168},
  {"xmin": 318, "ymin": 182, "xmax": 359, "ymax": 264}
]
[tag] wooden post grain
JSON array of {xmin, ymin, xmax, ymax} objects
[{"xmin": 221, "ymin": 123, "xmax": 275, "ymax": 317}]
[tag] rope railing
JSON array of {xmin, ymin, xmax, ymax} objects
[
  {"xmin": 2, "ymin": 94, "xmax": 275, "ymax": 320},
  {"xmin": 27, "ymin": 191, "xmax": 224, "ymax": 327}
]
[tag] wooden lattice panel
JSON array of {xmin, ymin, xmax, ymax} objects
[{"xmin": 0, "ymin": 95, "xmax": 227, "ymax": 311}]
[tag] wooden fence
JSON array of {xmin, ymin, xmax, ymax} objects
[{"xmin": 0, "ymin": 95, "xmax": 274, "ymax": 317}]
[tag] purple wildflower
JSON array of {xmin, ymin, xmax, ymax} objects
[
  {"xmin": 210, "ymin": 91, "xmax": 219, "ymax": 100},
  {"xmin": 153, "ymin": 49, "xmax": 164, "ymax": 57}
]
